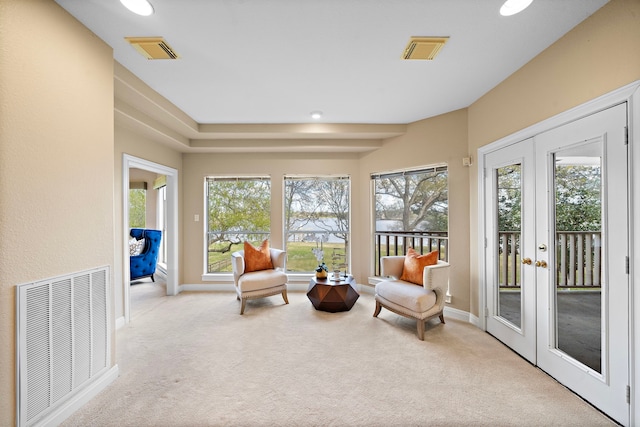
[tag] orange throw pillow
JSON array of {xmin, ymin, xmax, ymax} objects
[
  {"xmin": 399, "ymin": 248, "xmax": 438, "ymax": 285},
  {"xmin": 243, "ymin": 239, "xmax": 274, "ymax": 273}
]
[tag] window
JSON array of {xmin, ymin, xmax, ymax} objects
[
  {"xmin": 372, "ymin": 166, "xmax": 448, "ymax": 275},
  {"xmin": 129, "ymin": 182, "xmax": 147, "ymax": 228},
  {"xmin": 206, "ymin": 177, "xmax": 271, "ymax": 273},
  {"xmin": 284, "ymin": 176, "xmax": 350, "ymax": 273},
  {"xmin": 156, "ymin": 182, "xmax": 167, "ymax": 267}
]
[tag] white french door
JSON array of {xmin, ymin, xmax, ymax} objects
[
  {"xmin": 485, "ymin": 104, "xmax": 629, "ymax": 425},
  {"xmin": 535, "ymin": 103, "xmax": 629, "ymax": 423},
  {"xmin": 485, "ymin": 139, "xmax": 537, "ymax": 363}
]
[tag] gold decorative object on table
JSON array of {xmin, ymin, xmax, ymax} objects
[{"xmin": 315, "ymin": 267, "xmax": 328, "ymax": 279}]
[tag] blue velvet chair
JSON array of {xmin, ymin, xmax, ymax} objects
[{"xmin": 129, "ymin": 228, "xmax": 162, "ymax": 283}]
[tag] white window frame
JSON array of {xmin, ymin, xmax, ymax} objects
[
  {"xmin": 202, "ymin": 176, "xmax": 271, "ymax": 281},
  {"xmin": 283, "ymin": 175, "xmax": 351, "ymax": 275}
]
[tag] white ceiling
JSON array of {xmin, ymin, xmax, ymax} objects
[{"xmin": 55, "ymin": 0, "xmax": 608, "ymax": 126}]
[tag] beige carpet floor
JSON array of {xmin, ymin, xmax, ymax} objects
[{"xmin": 62, "ymin": 281, "xmax": 615, "ymax": 427}]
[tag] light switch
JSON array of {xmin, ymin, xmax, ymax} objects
[{"xmin": 194, "ymin": 214, "xmax": 199, "ymax": 222}]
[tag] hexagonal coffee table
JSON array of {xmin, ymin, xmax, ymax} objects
[{"xmin": 307, "ymin": 275, "xmax": 359, "ymax": 312}]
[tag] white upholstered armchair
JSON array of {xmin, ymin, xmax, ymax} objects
[
  {"xmin": 231, "ymin": 248, "xmax": 289, "ymax": 314},
  {"xmin": 374, "ymin": 256, "xmax": 450, "ymax": 340}
]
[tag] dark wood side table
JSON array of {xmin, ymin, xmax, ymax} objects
[{"xmin": 307, "ymin": 275, "xmax": 359, "ymax": 312}]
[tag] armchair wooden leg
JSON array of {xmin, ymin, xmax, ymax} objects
[
  {"xmin": 373, "ymin": 301, "xmax": 382, "ymax": 317},
  {"xmin": 417, "ymin": 320, "xmax": 425, "ymax": 341},
  {"xmin": 282, "ymin": 290, "xmax": 289, "ymax": 305},
  {"xmin": 240, "ymin": 299, "xmax": 247, "ymax": 315},
  {"xmin": 439, "ymin": 313, "xmax": 445, "ymax": 324}
]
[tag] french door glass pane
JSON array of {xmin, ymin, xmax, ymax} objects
[
  {"xmin": 496, "ymin": 164, "xmax": 522, "ymax": 328},
  {"xmin": 553, "ymin": 142, "xmax": 602, "ymax": 373}
]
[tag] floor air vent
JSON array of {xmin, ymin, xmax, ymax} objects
[{"xmin": 16, "ymin": 266, "xmax": 111, "ymax": 427}]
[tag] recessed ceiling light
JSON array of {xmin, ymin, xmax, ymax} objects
[
  {"xmin": 310, "ymin": 111, "xmax": 323, "ymax": 120},
  {"xmin": 500, "ymin": 0, "xmax": 533, "ymax": 16},
  {"xmin": 120, "ymin": 0, "xmax": 154, "ymax": 16}
]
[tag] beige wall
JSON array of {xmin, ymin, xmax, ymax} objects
[
  {"xmin": 0, "ymin": 0, "xmax": 115, "ymax": 424},
  {"xmin": 114, "ymin": 125, "xmax": 183, "ymax": 320},
  {"xmin": 360, "ymin": 109, "xmax": 470, "ymax": 312},
  {"xmin": 467, "ymin": 0, "xmax": 640, "ymax": 316}
]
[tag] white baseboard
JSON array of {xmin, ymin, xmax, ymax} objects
[
  {"xmin": 469, "ymin": 313, "xmax": 481, "ymax": 328},
  {"xmin": 115, "ymin": 316, "xmax": 126, "ymax": 330},
  {"xmin": 358, "ymin": 283, "xmax": 375, "ymax": 295},
  {"xmin": 35, "ymin": 365, "xmax": 119, "ymax": 427},
  {"xmin": 443, "ymin": 305, "xmax": 473, "ymax": 322},
  {"xmin": 180, "ymin": 283, "xmax": 235, "ymax": 292}
]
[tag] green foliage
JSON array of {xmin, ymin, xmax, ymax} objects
[
  {"xmin": 555, "ymin": 165, "xmax": 601, "ymax": 231},
  {"xmin": 497, "ymin": 165, "xmax": 521, "ymax": 232},
  {"xmin": 129, "ymin": 189, "xmax": 146, "ymax": 228},
  {"xmin": 207, "ymin": 179, "xmax": 271, "ymax": 247},
  {"xmin": 496, "ymin": 163, "xmax": 601, "ymax": 233},
  {"xmin": 207, "ymin": 177, "xmax": 352, "ymax": 273}
]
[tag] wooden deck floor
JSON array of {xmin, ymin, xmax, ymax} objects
[{"xmin": 498, "ymin": 291, "xmax": 601, "ymax": 372}]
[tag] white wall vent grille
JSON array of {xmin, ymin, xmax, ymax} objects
[{"xmin": 16, "ymin": 266, "xmax": 111, "ymax": 427}]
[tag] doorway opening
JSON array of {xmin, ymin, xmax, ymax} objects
[{"xmin": 123, "ymin": 154, "xmax": 179, "ymax": 324}]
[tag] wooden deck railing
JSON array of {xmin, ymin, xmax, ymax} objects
[
  {"xmin": 374, "ymin": 231, "xmax": 448, "ymax": 276},
  {"xmin": 556, "ymin": 231, "xmax": 601, "ymax": 287},
  {"xmin": 499, "ymin": 231, "xmax": 520, "ymax": 289},
  {"xmin": 499, "ymin": 231, "xmax": 601, "ymax": 288},
  {"xmin": 207, "ymin": 231, "xmax": 269, "ymax": 273}
]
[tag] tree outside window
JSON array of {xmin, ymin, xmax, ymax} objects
[
  {"xmin": 372, "ymin": 166, "xmax": 448, "ymax": 273},
  {"xmin": 206, "ymin": 177, "xmax": 271, "ymax": 273},
  {"xmin": 555, "ymin": 164, "xmax": 601, "ymax": 232},
  {"xmin": 129, "ymin": 182, "xmax": 147, "ymax": 228},
  {"xmin": 374, "ymin": 167, "xmax": 448, "ymax": 232},
  {"xmin": 284, "ymin": 176, "xmax": 350, "ymax": 273}
]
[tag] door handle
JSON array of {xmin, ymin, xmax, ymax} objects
[
  {"xmin": 521, "ymin": 257, "xmax": 532, "ymax": 265},
  {"xmin": 535, "ymin": 260, "xmax": 547, "ymax": 268}
]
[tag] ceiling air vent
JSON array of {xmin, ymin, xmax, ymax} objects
[
  {"xmin": 125, "ymin": 37, "xmax": 179, "ymax": 60},
  {"xmin": 402, "ymin": 37, "xmax": 448, "ymax": 60}
]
